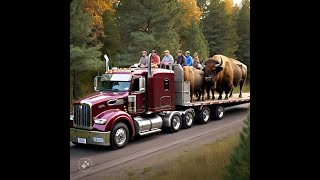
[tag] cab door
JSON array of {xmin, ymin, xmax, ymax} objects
[{"xmin": 130, "ymin": 76, "xmax": 146, "ymax": 114}]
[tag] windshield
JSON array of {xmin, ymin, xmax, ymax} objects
[{"xmin": 99, "ymin": 81, "xmax": 130, "ymax": 92}]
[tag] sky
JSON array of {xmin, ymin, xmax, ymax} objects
[{"xmin": 233, "ymin": 0, "xmax": 242, "ymax": 5}]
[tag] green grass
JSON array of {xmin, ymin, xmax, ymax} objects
[
  {"xmin": 117, "ymin": 132, "xmax": 240, "ymax": 180},
  {"xmin": 232, "ymin": 83, "xmax": 250, "ymax": 94}
]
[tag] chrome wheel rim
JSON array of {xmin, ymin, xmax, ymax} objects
[
  {"xmin": 115, "ymin": 128, "xmax": 126, "ymax": 145},
  {"xmin": 173, "ymin": 116, "xmax": 181, "ymax": 130},
  {"xmin": 203, "ymin": 108, "xmax": 210, "ymax": 122},
  {"xmin": 186, "ymin": 113, "xmax": 193, "ymax": 126},
  {"xmin": 218, "ymin": 106, "xmax": 224, "ymax": 118}
]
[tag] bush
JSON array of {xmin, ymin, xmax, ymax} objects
[{"xmin": 224, "ymin": 108, "xmax": 250, "ymax": 180}]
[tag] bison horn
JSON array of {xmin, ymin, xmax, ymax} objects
[{"xmin": 215, "ymin": 57, "xmax": 223, "ymax": 67}]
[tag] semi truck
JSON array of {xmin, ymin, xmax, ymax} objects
[{"xmin": 70, "ymin": 55, "xmax": 250, "ymax": 149}]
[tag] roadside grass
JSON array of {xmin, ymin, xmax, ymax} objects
[
  {"xmin": 232, "ymin": 83, "xmax": 250, "ymax": 94},
  {"xmin": 214, "ymin": 83, "xmax": 250, "ymax": 95},
  {"xmin": 118, "ymin": 132, "xmax": 240, "ymax": 180}
]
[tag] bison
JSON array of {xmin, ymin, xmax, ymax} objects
[
  {"xmin": 203, "ymin": 55, "xmax": 247, "ymax": 100},
  {"xmin": 183, "ymin": 66, "xmax": 204, "ymax": 101},
  {"xmin": 228, "ymin": 58, "xmax": 247, "ymax": 98},
  {"xmin": 202, "ymin": 55, "xmax": 233, "ymax": 100}
]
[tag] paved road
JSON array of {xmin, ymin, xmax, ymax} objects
[{"xmin": 70, "ymin": 103, "xmax": 249, "ymax": 180}]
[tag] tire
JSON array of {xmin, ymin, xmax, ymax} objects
[
  {"xmin": 110, "ymin": 122, "xmax": 129, "ymax": 149},
  {"xmin": 197, "ymin": 106, "xmax": 210, "ymax": 124},
  {"xmin": 182, "ymin": 109, "xmax": 194, "ymax": 129},
  {"xmin": 168, "ymin": 112, "xmax": 182, "ymax": 133},
  {"xmin": 71, "ymin": 142, "xmax": 79, "ymax": 145},
  {"xmin": 212, "ymin": 105, "xmax": 224, "ymax": 120}
]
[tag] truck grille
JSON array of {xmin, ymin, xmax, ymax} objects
[{"xmin": 73, "ymin": 104, "xmax": 91, "ymax": 128}]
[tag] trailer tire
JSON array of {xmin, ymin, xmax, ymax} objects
[
  {"xmin": 110, "ymin": 122, "xmax": 129, "ymax": 150},
  {"xmin": 182, "ymin": 109, "xmax": 194, "ymax": 129},
  {"xmin": 198, "ymin": 106, "xmax": 210, "ymax": 124},
  {"xmin": 212, "ymin": 105, "xmax": 224, "ymax": 120},
  {"xmin": 168, "ymin": 112, "xmax": 182, "ymax": 133}
]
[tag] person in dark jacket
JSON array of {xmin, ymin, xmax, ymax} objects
[{"xmin": 175, "ymin": 50, "xmax": 186, "ymax": 67}]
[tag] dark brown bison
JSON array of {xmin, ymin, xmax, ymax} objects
[
  {"xmin": 202, "ymin": 55, "xmax": 234, "ymax": 100},
  {"xmin": 201, "ymin": 57, "xmax": 223, "ymax": 100},
  {"xmin": 203, "ymin": 55, "xmax": 248, "ymax": 100},
  {"xmin": 228, "ymin": 58, "xmax": 247, "ymax": 98},
  {"xmin": 183, "ymin": 66, "xmax": 204, "ymax": 101},
  {"xmin": 192, "ymin": 67, "xmax": 204, "ymax": 101}
]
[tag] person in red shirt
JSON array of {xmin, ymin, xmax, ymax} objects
[{"xmin": 150, "ymin": 50, "xmax": 160, "ymax": 68}]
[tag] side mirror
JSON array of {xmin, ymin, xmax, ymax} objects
[
  {"xmin": 139, "ymin": 77, "xmax": 145, "ymax": 92},
  {"xmin": 94, "ymin": 77, "xmax": 98, "ymax": 91}
]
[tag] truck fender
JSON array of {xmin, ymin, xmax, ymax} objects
[
  {"xmin": 160, "ymin": 111, "xmax": 180, "ymax": 128},
  {"xmin": 93, "ymin": 109, "xmax": 135, "ymax": 138}
]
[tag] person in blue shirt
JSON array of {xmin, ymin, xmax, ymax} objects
[{"xmin": 185, "ymin": 51, "xmax": 193, "ymax": 66}]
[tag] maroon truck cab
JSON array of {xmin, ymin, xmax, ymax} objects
[{"xmin": 70, "ymin": 68, "xmax": 176, "ymax": 149}]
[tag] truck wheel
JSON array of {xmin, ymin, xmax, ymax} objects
[
  {"xmin": 71, "ymin": 142, "xmax": 79, "ymax": 145},
  {"xmin": 182, "ymin": 109, "xmax": 194, "ymax": 129},
  {"xmin": 198, "ymin": 106, "xmax": 210, "ymax": 124},
  {"xmin": 110, "ymin": 122, "xmax": 129, "ymax": 149},
  {"xmin": 212, "ymin": 105, "xmax": 224, "ymax": 120},
  {"xmin": 169, "ymin": 112, "xmax": 182, "ymax": 133}
]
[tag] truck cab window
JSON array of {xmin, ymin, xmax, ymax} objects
[{"xmin": 132, "ymin": 78, "xmax": 140, "ymax": 92}]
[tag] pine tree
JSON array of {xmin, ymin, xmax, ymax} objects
[
  {"xmin": 235, "ymin": 0, "xmax": 250, "ymax": 81},
  {"xmin": 70, "ymin": 0, "xmax": 92, "ymax": 46},
  {"xmin": 70, "ymin": 0, "xmax": 103, "ymax": 101},
  {"xmin": 225, "ymin": 109, "xmax": 250, "ymax": 180},
  {"xmin": 185, "ymin": 19, "xmax": 209, "ymax": 61},
  {"xmin": 102, "ymin": 9, "xmax": 121, "ymax": 67},
  {"xmin": 202, "ymin": 0, "xmax": 238, "ymax": 58},
  {"xmin": 117, "ymin": 0, "xmax": 182, "ymax": 65}
]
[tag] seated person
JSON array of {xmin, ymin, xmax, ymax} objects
[
  {"xmin": 175, "ymin": 50, "xmax": 186, "ymax": 67},
  {"xmin": 139, "ymin": 51, "xmax": 149, "ymax": 67},
  {"xmin": 150, "ymin": 50, "xmax": 160, "ymax": 68},
  {"xmin": 160, "ymin": 50, "xmax": 174, "ymax": 68},
  {"xmin": 193, "ymin": 52, "xmax": 200, "ymax": 69},
  {"xmin": 185, "ymin": 50, "xmax": 193, "ymax": 66}
]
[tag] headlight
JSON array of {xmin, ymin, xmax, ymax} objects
[
  {"xmin": 70, "ymin": 115, "xmax": 74, "ymax": 121},
  {"xmin": 94, "ymin": 119, "xmax": 107, "ymax": 125}
]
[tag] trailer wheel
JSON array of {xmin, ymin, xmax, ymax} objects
[
  {"xmin": 182, "ymin": 109, "xmax": 194, "ymax": 129},
  {"xmin": 168, "ymin": 112, "xmax": 182, "ymax": 133},
  {"xmin": 110, "ymin": 122, "xmax": 129, "ymax": 149},
  {"xmin": 212, "ymin": 105, "xmax": 224, "ymax": 120},
  {"xmin": 198, "ymin": 106, "xmax": 210, "ymax": 124}
]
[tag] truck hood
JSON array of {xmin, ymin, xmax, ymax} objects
[{"xmin": 74, "ymin": 91, "xmax": 129, "ymax": 106}]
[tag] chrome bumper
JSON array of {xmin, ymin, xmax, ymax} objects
[{"xmin": 70, "ymin": 128, "xmax": 111, "ymax": 146}]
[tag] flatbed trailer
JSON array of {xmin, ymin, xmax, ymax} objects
[
  {"xmin": 173, "ymin": 93, "xmax": 250, "ymax": 126},
  {"xmin": 70, "ymin": 55, "xmax": 250, "ymax": 149}
]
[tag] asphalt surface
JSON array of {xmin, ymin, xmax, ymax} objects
[{"xmin": 70, "ymin": 103, "xmax": 250, "ymax": 180}]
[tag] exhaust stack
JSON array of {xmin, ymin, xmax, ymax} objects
[
  {"xmin": 148, "ymin": 53, "xmax": 152, "ymax": 78},
  {"xmin": 104, "ymin": 54, "xmax": 109, "ymax": 72}
]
